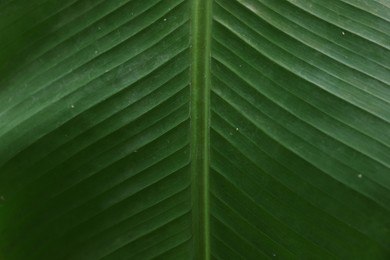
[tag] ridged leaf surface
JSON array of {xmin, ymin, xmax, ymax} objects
[{"xmin": 0, "ymin": 0, "xmax": 389, "ymax": 259}]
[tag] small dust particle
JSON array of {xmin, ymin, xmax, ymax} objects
[
  {"xmin": 163, "ymin": 18, "xmax": 167, "ymax": 21},
  {"xmin": 95, "ymin": 50, "xmax": 98, "ymax": 54},
  {"xmin": 272, "ymin": 253, "xmax": 276, "ymax": 257},
  {"xmin": 71, "ymin": 104, "xmax": 75, "ymax": 108},
  {"xmin": 357, "ymin": 174, "xmax": 363, "ymax": 178},
  {"xmin": 239, "ymin": 64, "xmax": 242, "ymax": 67},
  {"xmin": 342, "ymin": 31, "xmax": 345, "ymax": 35},
  {"xmin": 235, "ymin": 127, "xmax": 239, "ymax": 131}
]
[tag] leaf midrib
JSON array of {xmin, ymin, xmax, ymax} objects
[{"xmin": 190, "ymin": 0, "xmax": 212, "ymax": 259}]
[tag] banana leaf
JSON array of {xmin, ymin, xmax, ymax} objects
[{"xmin": 0, "ymin": 0, "xmax": 389, "ymax": 259}]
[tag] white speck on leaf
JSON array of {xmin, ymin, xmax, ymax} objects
[
  {"xmin": 236, "ymin": 128, "xmax": 239, "ymax": 131},
  {"xmin": 71, "ymin": 104, "xmax": 75, "ymax": 108},
  {"xmin": 98, "ymin": 27, "xmax": 101, "ymax": 30},
  {"xmin": 272, "ymin": 253, "xmax": 276, "ymax": 257},
  {"xmin": 163, "ymin": 18, "xmax": 167, "ymax": 21},
  {"xmin": 357, "ymin": 174, "xmax": 363, "ymax": 178},
  {"xmin": 342, "ymin": 31, "xmax": 345, "ymax": 35},
  {"xmin": 95, "ymin": 50, "xmax": 98, "ymax": 54}
]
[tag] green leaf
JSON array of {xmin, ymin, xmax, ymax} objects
[{"xmin": 1, "ymin": 0, "xmax": 389, "ymax": 259}]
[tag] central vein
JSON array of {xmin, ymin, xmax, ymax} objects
[{"xmin": 190, "ymin": 0, "xmax": 212, "ymax": 259}]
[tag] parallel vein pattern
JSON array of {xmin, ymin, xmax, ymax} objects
[
  {"xmin": 210, "ymin": 0, "xmax": 390, "ymax": 259},
  {"xmin": 1, "ymin": 0, "xmax": 390, "ymax": 259},
  {"xmin": 0, "ymin": 0, "xmax": 192, "ymax": 259}
]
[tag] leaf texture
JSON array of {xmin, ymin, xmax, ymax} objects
[
  {"xmin": 0, "ymin": 0, "xmax": 192, "ymax": 259},
  {"xmin": 210, "ymin": 0, "xmax": 390, "ymax": 259},
  {"xmin": 0, "ymin": 0, "xmax": 390, "ymax": 259}
]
